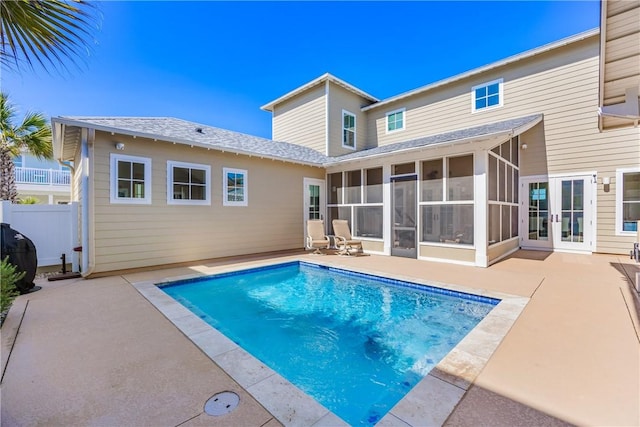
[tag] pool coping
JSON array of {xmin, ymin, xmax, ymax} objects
[{"xmin": 130, "ymin": 258, "xmax": 529, "ymax": 426}]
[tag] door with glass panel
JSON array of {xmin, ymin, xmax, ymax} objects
[
  {"xmin": 391, "ymin": 175, "xmax": 417, "ymax": 258},
  {"xmin": 552, "ymin": 176, "xmax": 592, "ymax": 252},
  {"xmin": 521, "ymin": 176, "xmax": 593, "ymax": 252},
  {"xmin": 521, "ymin": 178, "xmax": 552, "ymax": 250},
  {"xmin": 303, "ymin": 178, "xmax": 325, "ymax": 244}
]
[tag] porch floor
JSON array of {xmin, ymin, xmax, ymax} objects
[{"xmin": 1, "ymin": 250, "xmax": 639, "ymax": 426}]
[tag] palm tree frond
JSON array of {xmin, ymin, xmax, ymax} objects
[{"xmin": 0, "ymin": 0, "xmax": 99, "ymax": 73}]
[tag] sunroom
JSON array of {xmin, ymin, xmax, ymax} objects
[{"xmin": 323, "ymin": 114, "xmax": 543, "ymax": 267}]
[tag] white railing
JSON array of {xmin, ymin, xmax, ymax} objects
[{"xmin": 14, "ymin": 167, "xmax": 71, "ymax": 186}]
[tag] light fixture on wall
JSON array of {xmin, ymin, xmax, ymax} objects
[
  {"xmin": 520, "ymin": 143, "xmax": 528, "ymax": 150},
  {"xmin": 602, "ymin": 177, "xmax": 610, "ymax": 185},
  {"xmin": 115, "ymin": 142, "xmax": 125, "ymax": 151}
]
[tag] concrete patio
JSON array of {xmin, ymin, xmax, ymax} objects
[{"xmin": 1, "ymin": 250, "xmax": 639, "ymax": 426}]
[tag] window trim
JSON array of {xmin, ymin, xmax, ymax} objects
[
  {"xmin": 223, "ymin": 167, "xmax": 248, "ymax": 207},
  {"xmin": 471, "ymin": 78, "xmax": 503, "ymax": 113},
  {"xmin": 615, "ymin": 167, "xmax": 640, "ymax": 236},
  {"xmin": 110, "ymin": 153, "xmax": 152, "ymax": 205},
  {"xmin": 166, "ymin": 160, "xmax": 211, "ymax": 206},
  {"xmin": 385, "ymin": 108, "xmax": 406, "ymax": 134},
  {"xmin": 341, "ymin": 109, "xmax": 356, "ymax": 150}
]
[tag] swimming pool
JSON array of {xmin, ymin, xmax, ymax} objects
[{"xmin": 159, "ymin": 261, "xmax": 499, "ymax": 425}]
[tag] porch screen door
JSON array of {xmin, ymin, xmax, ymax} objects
[{"xmin": 391, "ymin": 175, "xmax": 417, "ymax": 258}]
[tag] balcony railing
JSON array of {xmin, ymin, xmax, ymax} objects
[{"xmin": 15, "ymin": 167, "xmax": 71, "ymax": 186}]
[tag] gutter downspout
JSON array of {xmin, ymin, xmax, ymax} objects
[{"xmin": 80, "ymin": 128, "xmax": 94, "ymax": 277}]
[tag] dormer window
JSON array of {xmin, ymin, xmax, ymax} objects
[
  {"xmin": 386, "ymin": 108, "xmax": 405, "ymax": 133},
  {"xmin": 342, "ymin": 110, "xmax": 356, "ymax": 149},
  {"xmin": 472, "ymin": 79, "xmax": 503, "ymax": 112}
]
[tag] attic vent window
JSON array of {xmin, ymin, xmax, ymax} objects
[{"xmin": 195, "ymin": 128, "xmax": 204, "ymax": 134}]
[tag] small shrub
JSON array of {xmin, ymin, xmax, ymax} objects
[
  {"xmin": 1, "ymin": 256, "xmax": 24, "ymax": 314},
  {"xmin": 17, "ymin": 196, "xmax": 40, "ymax": 204}
]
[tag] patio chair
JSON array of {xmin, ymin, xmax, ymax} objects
[
  {"xmin": 306, "ymin": 219, "xmax": 330, "ymax": 255},
  {"xmin": 332, "ymin": 219, "xmax": 363, "ymax": 256}
]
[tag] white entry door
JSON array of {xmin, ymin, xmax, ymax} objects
[
  {"xmin": 521, "ymin": 174, "xmax": 594, "ymax": 252},
  {"xmin": 303, "ymin": 178, "xmax": 326, "ymax": 244}
]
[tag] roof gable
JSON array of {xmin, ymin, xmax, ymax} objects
[{"xmin": 260, "ymin": 73, "xmax": 378, "ymax": 112}]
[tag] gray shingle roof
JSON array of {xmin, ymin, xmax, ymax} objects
[
  {"xmin": 56, "ymin": 114, "xmax": 542, "ymax": 167},
  {"xmin": 327, "ymin": 114, "xmax": 543, "ymax": 164},
  {"xmin": 56, "ymin": 116, "xmax": 330, "ymax": 166}
]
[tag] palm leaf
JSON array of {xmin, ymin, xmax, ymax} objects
[{"xmin": 0, "ymin": 0, "xmax": 99, "ymax": 73}]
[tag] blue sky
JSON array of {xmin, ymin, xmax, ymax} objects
[{"xmin": 3, "ymin": 1, "xmax": 600, "ymax": 139}]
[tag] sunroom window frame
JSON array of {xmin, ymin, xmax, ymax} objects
[
  {"xmin": 419, "ymin": 154, "xmax": 475, "ymax": 247},
  {"xmin": 326, "ymin": 169, "xmax": 384, "ymax": 240}
]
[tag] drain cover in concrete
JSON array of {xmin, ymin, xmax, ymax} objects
[{"xmin": 205, "ymin": 391, "xmax": 239, "ymax": 416}]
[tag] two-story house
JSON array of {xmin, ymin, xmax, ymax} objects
[{"xmin": 52, "ymin": 15, "xmax": 639, "ymax": 276}]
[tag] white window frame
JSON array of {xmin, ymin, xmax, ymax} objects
[
  {"xmin": 615, "ymin": 167, "xmax": 640, "ymax": 236},
  {"xmin": 166, "ymin": 160, "xmax": 211, "ymax": 206},
  {"xmin": 110, "ymin": 153, "xmax": 152, "ymax": 204},
  {"xmin": 223, "ymin": 167, "xmax": 248, "ymax": 207},
  {"xmin": 385, "ymin": 108, "xmax": 406, "ymax": 134},
  {"xmin": 342, "ymin": 110, "xmax": 356, "ymax": 150},
  {"xmin": 471, "ymin": 78, "xmax": 503, "ymax": 113}
]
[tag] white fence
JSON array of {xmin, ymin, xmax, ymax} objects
[{"xmin": 0, "ymin": 201, "xmax": 78, "ymax": 269}]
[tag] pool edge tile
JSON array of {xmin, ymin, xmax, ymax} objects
[
  {"xmin": 247, "ymin": 373, "xmax": 341, "ymax": 427},
  {"xmin": 213, "ymin": 348, "xmax": 278, "ymax": 389},
  {"xmin": 385, "ymin": 375, "xmax": 465, "ymax": 427}
]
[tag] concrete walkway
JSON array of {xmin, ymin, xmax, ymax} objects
[{"xmin": 1, "ymin": 251, "xmax": 639, "ymax": 426}]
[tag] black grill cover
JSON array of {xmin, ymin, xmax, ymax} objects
[{"xmin": 1, "ymin": 223, "xmax": 37, "ymax": 294}]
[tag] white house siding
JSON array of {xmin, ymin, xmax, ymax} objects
[
  {"xmin": 326, "ymin": 82, "xmax": 372, "ymax": 157},
  {"xmin": 272, "ymin": 84, "xmax": 326, "ymax": 154},
  {"xmin": 364, "ymin": 34, "xmax": 639, "ymax": 255},
  {"xmin": 89, "ymin": 131, "xmax": 324, "ymax": 274}
]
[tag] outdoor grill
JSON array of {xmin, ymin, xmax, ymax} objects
[{"xmin": 1, "ymin": 223, "xmax": 38, "ymax": 294}]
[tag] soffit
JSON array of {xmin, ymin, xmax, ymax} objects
[{"xmin": 600, "ymin": 0, "xmax": 640, "ymax": 129}]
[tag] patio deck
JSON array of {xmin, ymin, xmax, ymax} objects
[{"xmin": 1, "ymin": 250, "xmax": 639, "ymax": 426}]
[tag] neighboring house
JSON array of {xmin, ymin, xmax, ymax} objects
[
  {"xmin": 13, "ymin": 153, "xmax": 71, "ymax": 204},
  {"xmin": 52, "ymin": 17, "xmax": 639, "ymax": 276}
]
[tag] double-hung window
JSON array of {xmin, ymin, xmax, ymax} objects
[
  {"xmin": 342, "ymin": 110, "xmax": 356, "ymax": 149},
  {"xmin": 223, "ymin": 168, "xmax": 248, "ymax": 206},
  {"xmin": 386, "ymin": 108, "xmax": 405, "ymax": 133},
  {"xmin": 167, "ymin": 161, "xmax": 210, "ymax": 205},
  {"xmin": 110, "ymin": 153, "xmax": 152, "ymax": 204},
  {"xmin": 616, "ymin": 168, "xmax": 640, "ymax": 233},
  {"xmin": 472, "ymin": 79, "xmax": 503, "ymax": 112}
]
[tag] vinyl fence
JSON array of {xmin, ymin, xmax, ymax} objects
[{"xmin": 0, "ymin": 201, "xmax": 78, "ymax": 269}]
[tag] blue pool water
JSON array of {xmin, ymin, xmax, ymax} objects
[{"xmin": 160, "ymin": 262, "xmax": 498, "ymax": 425}]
